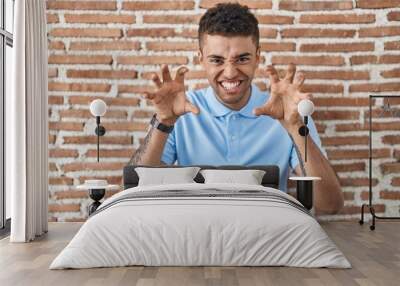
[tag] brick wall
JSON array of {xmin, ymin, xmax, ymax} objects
[{"xmin": 46, "ymin": 0, "xmax": 400, "ymax": 222}]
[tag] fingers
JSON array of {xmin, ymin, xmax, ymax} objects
[
  {"xmin": 175, "ymin": 66, "xmax": 189, "ymax": 83},
  {"xmin": 143, "ymin": 92, "xmax": 155, "ymax": 100},
  {"xmin": 151, "ymin": 73, "xmax": 162, "ymax": 88},
  {"xmin": 284, "ymin": 63, "xmax": 296, "ymax": 83},
  {"xmin": 293, "ymin": 72, "xmax": 305, "ymax": 87},
  {"xmin": 266, "ymin": 65, "xmax": 279, "ymax": 84},
  {"xmin": 184, "ymin": 101, "xmax": 200, "ymax": 115},
  {"xmin": 253, "ymin": 106, "xmax": 269, "ymax": 116},
  {"xmin": 294, "ymin": 92, "xmax": 313, "ymax": 104},
  {"xmin": 161, "ymin": 64, "xmax": 172, "ymax": 82}
]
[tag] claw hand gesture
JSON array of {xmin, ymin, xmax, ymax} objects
[
  {"xmin": 144, "ymin": 65, "xmax": 199, "ymax": 125},
  {"xmin": 253, "ymin": 64, "xmax": 312, "ymax": 130}
]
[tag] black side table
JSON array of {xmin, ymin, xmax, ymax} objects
[{"xmin": 77, "ymin": 180, "xmax": 119, "ymax": 215}]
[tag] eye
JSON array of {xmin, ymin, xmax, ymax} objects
[
  {"xmin": 209, "ymin": 58, "xmax": 223, "ymax": 65},
  {"xmin": 237, "ymin": 57, "xmax": 250, "ymax": 64}
]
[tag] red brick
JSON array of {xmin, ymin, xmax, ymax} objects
[
  {"xmin": 385, "ymin": 41, "xmax": 400, "ymax": 50},
  {"xmin": 62, "ymin": 162, "xmax": 125, "ymax": 172},
  {"xmin": 67, "ymin": 70, "xmax": 138, "ymax": 79},
  {"xmin": 260, "ymin": 42, "xmax": 296, "ymax": 52},
  {"xmin": 381, "ymin": 68, "xmax": 400, "ymax": 78},
  {"xmin": 301, "ymin": 84, "xmax": 344, "ymax": 94},
  {"xmin": 64, "ymin": 14, "xmax": 135, "ymax": 24},
  {"xmin": 49, "ymin": 177, "xmax": 74, "ymax": 185},
  {"xmin": 252, "ymin": 29, "xmax": 274, "ymax": 39},
  {"xmin": 49, "ymin": 134, "xmax": 56, "ymax": 144},
  {"xmin": 143, "ymin": 15, "xmax": 200, "ymax": 24},
  {"xmin": 321, "ymin": 136, "xmax": 369, "ymax": 146},
  {"xmin": 299, "ymin": 14, "xmax": 375, "ymax": 24},
  {"xmin": 48, "ymin": 41, "xmax": 65, "ymax": 50},
  {"xmin": 272, "ymin": 56, "xmax": 345, "ymax": 66},
  {"xmin": 281, "ymin": 28, "xmax": 355, "ymax": 38},
  {"xmin": 63, "ymin": 136, "xmax": 132, "ymax": 145},
  {"xmin": 118, "ymin": 85, "xmax": 154, "ymax": 94},
  {"xmin": 123, "ymin": 1, "xmax": 194, "ymax": 10},
  {"xmin": 381, "ymin": 162, "xmax": 400, "ymax": 174},
  {"xmin": 339, "ymin": 178, "xmax": 378, "ymax": 187},
  {"xmin": 127, "ymin": 28, "xmax": 177, "ymax": 38},
  {"xmin": 47, "ymin": 13, "xmax": 59, "ymax": 24},
  {"xmin": 68, "ymin": 96, "xmax": 140, "ymax": 107},
  {"xmin": 336, "ymin": 122, "xmax": 400, "ymax": 132},
  {"xmin": 47, "ymin": 1, "xmax": 117, "ymax": 10},
  {"xmin": 332, "ymin": 162, "xmax": 366, "ymax": 173},
  {"xmin": 379, "ymin": 55, "xmax": 400, "ymax": 64},
  {"xmin": 49, "ymin": 149, "xmax": 79, "ymax": 158},
  {"xmin": 382, "ymin": 135, "xmax": 400, "ymax": 145},
  {"xmin": 300, "ymin": 42, "xmax": 374, "ymax": 53},
  {"xmin": 302, "ymin": 70, "xmax": 370, "ymax": 80},
  {"xmin": 387, "ymin": 11, "xmax": 400, "ymax": 21},
  {"xmin": 257, "ymin": 15, "xmax": 294, "ymax": 24},
  {"xmin": 48, "ymin": 55, "xmax": 113, "ymax": 65},
  {"xmin": 103, "ymin": 122, "xmax": 148, "ymax": 132},
  {"xmin": 133, "ymin": 110, "xmax": 155, "ymax": 118},
  {"xmin": 48, "ymin": 82, "xmax": 111, "ymax": 93},
  {"xmin": 117, "ymin": 56, "xmax": 188, "ymax": 65},
  {"xmin": 59, "ymin": 109, "xmax": 128, "ymax": 119},
  {"xmin": 50, "ymin": 28, "xmax": 122, "ymax": 38},
  {"xmin": 280, "ymin": 1, "xmax": 353, "ymax": 11},
  {"xmin": 85, "ymin": 149, "xmax": 135, "ymax": 158},
  {"xmin": 380, "ymin": 190, "xmax": 400, "ymax": 200},
  {"xmin": 48, "ymin": 204, "xmax": 81, "ymax": 213},
  {"xmin": 146, "ymin": 42, "xmax": 198, "ymax": 51},
  {"xmin": 343, "ymin": 192, "xmax": 355, "ymax": 201},
  {"xmin": 391, "ymin": 177, "xmax": 400, "ymax": 186},
  {"xmin": 349, "ymin": 82, "xmax": 400, "ymax": 93},
  {"xmin": 200, "ymin": 0, "xmax": 272, "ymax": 9},
  {"xmin": 359, "ymin": 26, "xmax": 400, "ymax": 37},
  {"xmin": 313, "ymin": 97, "xmax": 370, "ymax": 106},
  {"xmin": 356, "ymin": 0, "xmax": 400, "ymax": 9},
  {"xmin": 350, "ymin": 55, "xmax": 377, "ymax": 65},
  {"xmin": 327, "ymin": 149, "xmax": 390, "ymax": 160},
  {"xmin": 70, "ymin": 41, "xmax": 140, "ymax": 51},
  {"xmin": 48, "ymin": 68, "xmax": 58, "ymax": 78},
  {"xmin": 49, "ymin": 122, "xmax": 84, "ymax": 131}
]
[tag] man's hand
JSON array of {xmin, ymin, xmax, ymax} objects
[
  {"xmin": 253, "ymin": 64, "xmax": 312, "ymax": 130},
  {"xmin": 144, "ymin": 65, "xmax": 200, "ymax": 125}
]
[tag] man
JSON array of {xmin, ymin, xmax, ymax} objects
[{"xmin": 129, "ymin": 3, "xmax": 343, "ymax": 214}]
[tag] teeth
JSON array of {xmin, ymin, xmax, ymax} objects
[{"xmin": 221, "ymin": 81, "xmax": 240, "ymax": 90}]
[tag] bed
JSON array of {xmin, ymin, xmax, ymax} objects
[{"xmin": 50, "ymin": 165, "xmax": 350, "ymax": 269}]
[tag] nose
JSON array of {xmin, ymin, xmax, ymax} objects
[{"xmin": 222, "ymin": 63, "xmax": 239, "ymax": 79}]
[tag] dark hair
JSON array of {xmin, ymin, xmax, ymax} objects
[{"xmin": 198, "ymin": 3, "xmax": 259, "ymax": 49}]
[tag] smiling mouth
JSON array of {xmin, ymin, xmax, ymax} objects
[{"xmin": 218, "ymin": 80, "xmax": 244, "ymax": 93}]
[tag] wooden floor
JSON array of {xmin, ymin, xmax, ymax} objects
[{"xmin": 0, "ymin": 222, "xmax": 399, "ymax": 286}]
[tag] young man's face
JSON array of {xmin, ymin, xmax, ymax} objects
[{"xmin": 199, "ymin": 34, "xmax": 260, "ymax": 110}]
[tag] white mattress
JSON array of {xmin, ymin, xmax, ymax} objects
[{"xmin": 50, "ymin": 183, "xmax": 351, "ymax": 269}]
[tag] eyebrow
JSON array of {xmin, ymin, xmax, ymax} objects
[{"xmin": 207, "ymin": 53, "xmax": 252, "ymax": 59}]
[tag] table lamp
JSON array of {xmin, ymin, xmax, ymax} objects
[{"xmin": 289, "ymin": 99, "xmax": 321, "ymax": 210}]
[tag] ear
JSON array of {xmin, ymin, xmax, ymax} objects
[
  {"xmin": 198, "ymin": 49, "xmax": 205, "ymax": 68},
  {"xmin": 255, "ymin": 46, "xmax": 261, "ymax": 66}
]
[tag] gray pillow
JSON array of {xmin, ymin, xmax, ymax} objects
[
  {"xmin": 135, "ymin": 167, "xmax": 201, "ymax": 186},
  {"xmin": 200, "ymin": 169, "xmax": 266, "ymax": 185}
]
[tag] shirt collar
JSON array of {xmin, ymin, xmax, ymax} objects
[{"xmin": 206, "ymin": 84, "xmax": 268, "ymax": 118}]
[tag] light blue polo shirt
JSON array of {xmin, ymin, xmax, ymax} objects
[{"xmin": 161, "ymin": 84, "xmax": 324, "ymax": 191}]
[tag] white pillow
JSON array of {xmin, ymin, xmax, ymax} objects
[
  {"xmin": 200, "ymin": 169, "xmax": 266, "ymax": 185},
  {"xmin": 135, "ymin": 167, "xmax": 200, "ymax": 186}
]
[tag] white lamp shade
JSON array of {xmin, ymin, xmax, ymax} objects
[
  {"xmin": 298, "ymin": 99, "xmax": 314, "ymax": 117},
  {"xmin": 90, "ymin": 99, "xmax": 107, "ymax": 117}
]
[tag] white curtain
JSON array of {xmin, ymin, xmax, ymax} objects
[{"xmin": 8, "ymin": 0, "xmax": 49, "ymax": 242}]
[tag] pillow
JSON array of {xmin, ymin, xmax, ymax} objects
[
  {"xmin": 135, "ymin": 167, "xmax": 201, "ymax": 186},
  {"xmin": 200, "ymin": 169, "xmax": 266, "ymax": 185}
]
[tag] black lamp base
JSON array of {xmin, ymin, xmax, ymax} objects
[{"xmin": 88, "ymin": 188, "xmax": 106, "ymax": 215}]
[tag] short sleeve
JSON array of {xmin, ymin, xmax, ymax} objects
[
  {"xmin": 161, "ymin": 130, "xmax": 177, "ymax": 165},
  {"xmin": 289, "ymin": 116, "xmax": 327, "ymax": 170}
]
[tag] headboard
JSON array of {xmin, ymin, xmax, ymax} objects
[{"xmin": 123, "ymin": 165, "xmax": 280, "ymax": 190}]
